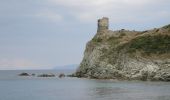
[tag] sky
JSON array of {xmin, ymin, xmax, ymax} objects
[{"xmin": 0, "ymin": 0, "xmax": 170, "ymax": 70}]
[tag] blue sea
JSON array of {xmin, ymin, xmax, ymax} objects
[{"xmin": 0, "ymin": 70, "xmax": 170, "ymax": 100}]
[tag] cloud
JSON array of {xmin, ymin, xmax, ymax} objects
[
  {"xmin": 0, "ymin": 0, "xmax": 169, "ymax": 70},
  {"xmin": 47, "ymin": 0, "xmax": 170, "ymax": 24},
  {"xmin": 35, "ymin": 10, "xmax": 63, "ymax": 22}
]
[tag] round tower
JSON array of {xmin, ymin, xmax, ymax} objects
[{"xmin": 97, "ymin": 17, "xmax": 109, "ymax": 32}]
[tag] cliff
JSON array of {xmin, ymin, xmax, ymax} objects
[{"xmin": 75, "ymin": 17, "xmax": 170, "ymax": 81}]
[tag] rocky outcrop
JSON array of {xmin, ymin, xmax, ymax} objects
[{"xmin": 74, "ymin": 17, "xmax": 170, "ymax": 81}]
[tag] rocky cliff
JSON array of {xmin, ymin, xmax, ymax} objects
[{"xmin": 75, "ymin": 17, "xmax": 170, "ymax": 81}]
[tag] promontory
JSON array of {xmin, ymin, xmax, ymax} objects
[{"xmin": 74, "ymin": 17, "xmax": 170, "ymax": 81}]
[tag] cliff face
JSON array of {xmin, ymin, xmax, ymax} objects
[{"xmin": 75, "ymin": 17, "xmax": 170, "ymax": 81}]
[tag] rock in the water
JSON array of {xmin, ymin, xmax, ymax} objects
[
  {"xmin": 31, "ymin": 73, "xmax": 36, "ymax": 76},
  {"xmin": 37, "ymin": 74, "xmax": 55, "ymax": 77},
  {"xmin": 74, "ymin": 17, "xmax": 170, "ymax": 81},
  {"xmin": 67, "ymin": 74, "xmax": 76, "ymax": 77},
  {"xmin": 19, "ymin": 73, "xmax": 30, "ymax": 76},
  {"xmin": 59, "ymin": 73, "xmax": 65, "ymax": 78}
]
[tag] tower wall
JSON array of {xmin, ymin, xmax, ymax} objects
[{"xmin": 97, "ymin": 17, "xmax": 109, "ymax": 32}]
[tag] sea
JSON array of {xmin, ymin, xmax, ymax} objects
[{"xmin": 0, "ymin": 70, "xmax": 170, "ymax": 100}]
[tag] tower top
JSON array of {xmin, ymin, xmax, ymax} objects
[{"xmin": 97, "ymin": 17, "xmax": 109, "ymax": 32}]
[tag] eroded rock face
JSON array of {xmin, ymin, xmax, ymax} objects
[{"xmin": 74, "ymin": 17, "xmax": 170, "ymax": 81}]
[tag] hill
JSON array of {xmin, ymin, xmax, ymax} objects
[{"xmin": 74, "ymin": 17, "xmax": 170, "ymax": 81}]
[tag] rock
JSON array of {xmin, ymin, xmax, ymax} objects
[
  {"xmin": 19, "ymin": 73, "xmax": 30, "ymax": 76},
  {"xmin": 67, "ymin": 74, "xmax": 77, "ymax": 77},
  {"xmin": 31, "ymin": 73, "xmax": 36, "ymax": 76},
  {"xmin": 59, "ymin": 73, "xmax": 65, "ymax": 78},
  {"xmin": 74, "ymin": 17, "xmax": 170, "ymax": 81},
  {"xmin": 37, "ymin": 74, "xmax": 55, "ymax": 77}
]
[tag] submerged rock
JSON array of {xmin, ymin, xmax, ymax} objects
[{"xmin": 74, "ymin": 17, "xmax": 170, "ymax": 81}]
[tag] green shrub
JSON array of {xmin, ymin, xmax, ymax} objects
[{"xmin": 128, "ymin": 35, "xmax": 170, "ymax": 54}]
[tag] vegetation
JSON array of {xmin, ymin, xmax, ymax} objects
[
  {"xmin": 107, "ymin": 36, "xmax": 120, "ymax": 46},
  {"xmin": 119, "ymin": 32, "xmax": 126, "ymax": 37},
  {"xmin": 128, "ymin": 35, "xmax": 170, "ymax": 54},
  {"xmin": 92, "ymin": 37, "xmax": 103, "ymax": 42},
  {"xmin": 163, "ymin": 24, "xmax": 170, "ymax": 29}
]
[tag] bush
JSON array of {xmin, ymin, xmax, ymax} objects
[{"xmin": 128, "ymin": 35, "xmax": 170, "ymax": 54}]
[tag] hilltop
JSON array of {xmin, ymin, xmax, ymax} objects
[{"xmin": 74, "ymin": 17, "xmax": 170, "ymax": 81}]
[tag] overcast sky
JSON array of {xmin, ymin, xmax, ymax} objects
[{"xmin": 0, "ymin": 0, "xmax": 170, "ymax": 70}]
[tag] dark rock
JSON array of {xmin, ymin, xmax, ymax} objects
[
  {"xmin": 31, "ymin": 73, "xmax": 36, "ymax": 76},
  {"xmin": 19, "ymin": 73, "xmax": 30, "ymax": 76},
  {"xmin": 59, "ymin": 73, "xmax": 65, "ymax": 78},
  {"xmin": 37, "ymin": 74, "xmax": 55, "ymax": 77},
  {"xmin": 67, "ymin": 74, "xmax": 77, "ymax": 77}
]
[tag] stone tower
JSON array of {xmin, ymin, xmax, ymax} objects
[{"xmin": 97, "ymin": 17, "xmax": 109, "ymax": 32}]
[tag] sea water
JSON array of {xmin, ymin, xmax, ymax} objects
[{"xmin": 0, "ymin": 70, "xmax": 170, "ymax": 100}]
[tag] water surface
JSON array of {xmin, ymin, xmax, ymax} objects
[{"xmin": 0, "ymin": 70, "xmax": 170, "ymax": 100}]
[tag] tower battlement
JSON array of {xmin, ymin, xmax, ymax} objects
[{"xmin": 97, "ymin": 17, "xmax": 109, "ymax": 32}]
